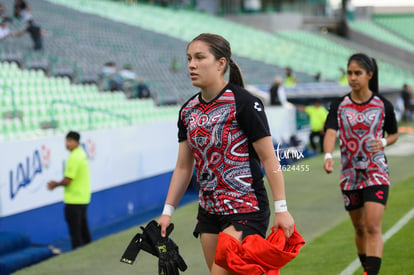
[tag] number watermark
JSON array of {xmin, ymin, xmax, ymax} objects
[{"xmin": 274, "ymin": 164, "xmax": 310, "ymax": 172}]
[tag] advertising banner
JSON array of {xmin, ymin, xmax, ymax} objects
[{"xmin": 0, "ymin": 122, "xmax": 177, "ymax": 217}]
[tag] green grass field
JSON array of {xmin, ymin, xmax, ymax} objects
[{"xmin": 14, "ymin": 153, "xmax": 414, "ymax": 275}]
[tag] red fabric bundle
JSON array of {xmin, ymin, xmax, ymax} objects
[{"xmin": 215, "ymin": 226, "xmax": 305, "ymax": 275}]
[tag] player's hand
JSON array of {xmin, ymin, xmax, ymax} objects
[
  {"xmin": 158, "ymin": 215, "xmax": 172, "ymax": 237},
  {"xmin": 274, "ymin": 211, "xmax": 295, "ymax": 238},
  {"xmin": 323, "ymin": 158, "xmax": 334, "ymax": 174},
  {"xmin": 367, "ymin": 138, "xmax": 383, "ymax": 153}
]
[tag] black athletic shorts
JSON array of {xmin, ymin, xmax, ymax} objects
[
  {"xmin": 193, "ymin": 205, "xmax": 270, "ymax": 239},
  {"xmin": 342, "ymin": 185, "xmax": 389, "ymax": 211}
]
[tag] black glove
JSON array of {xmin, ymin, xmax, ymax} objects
[
  {"xmin": 156, "ymin": 236, "xmax": 187, "ymax": 275},
  {"xmin": 120, "ymin": 220, "xmax": 169, "ymax": 264},
  {"xmin": 120, "ymin": 230, "xmax": 158, "ymax": 264},
  {"xmin": 144, "ymin": 220, "xmax": 188, "ymax": 275}
]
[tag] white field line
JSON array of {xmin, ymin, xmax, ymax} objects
[{"xmin": 339, "ymin": 207, "xmax": 414, "ymax": 275}]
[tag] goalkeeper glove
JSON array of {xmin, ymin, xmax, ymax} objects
[
  {"xmin": 144, "ymin": 220, "xmax": 188, "ymax": 275},
  {"xmin": 120, "ymin": 229, "xmax": 158, "ymax": 264},
  {"xmin": 120, "ymin": 219, "xmax": 173, "ymax": 264}
]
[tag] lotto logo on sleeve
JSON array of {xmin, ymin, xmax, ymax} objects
[{"xmin": 254, "ymin": 102, "xmax": 262, "ymax": 112}]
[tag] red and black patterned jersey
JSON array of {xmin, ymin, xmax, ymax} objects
[
  {"xmin": 178, "ymin": 83, "xmax": 270, "ymax": 215},
  {"xmin": 325, "ymin": 93, "xmax": 398, "ymax": 190}
]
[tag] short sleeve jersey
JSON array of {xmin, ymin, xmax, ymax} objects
[
  {"xmin": 178, "ymin": 83, "xmax": 270, "ymax": 215},
  {"xmin": 64, "ymin": 146, "xmax": 91, "ymax": 204},
  {"xmin": 325, "ymin": 93, "xmax": 398, "ymax": 190}
]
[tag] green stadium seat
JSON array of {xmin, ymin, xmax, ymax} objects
[
  {"xmin": 373, "ymin": 14, "xmax": 414, "ymax": 44},
  {"xmin": 349, "ymin": 20, "xmax": 414, "ymax": 52},
  {"xmin": 1, "ymin": 1, "xmax": 413, "ymax": 140}
]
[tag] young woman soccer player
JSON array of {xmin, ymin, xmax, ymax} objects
[
  {"xmin": 324, "ymin": 53, "xmax": 398, "ymax": 275},
  {"xmin": 158, "ymin": 33, "xmax": 295, "ymax": 274}
]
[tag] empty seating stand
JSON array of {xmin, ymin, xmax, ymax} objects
[
  {"xmin": 2, "ymin": 0, "xmax": 312, "ymax": 101},
  {"xmin": 349, "ymin": 20, "xmax": 414, "ymax": 53},
  {"xmin": 0, "ymin": 62, "xmax": 182, "ymax": 140},
  {"xmin": 373, "ymin": 14, "xmax": 414, "ymax": 44},
  {"xmin": 0, "ymin": 232, "xmax": 54, "ymax": 274},
  {"xmin": 275, "ymin": 30, "xmax": 414, "ymax": 87},
  {"xmin": 42, "ymin": 0, "xmax": 414, "ymax": 89}
]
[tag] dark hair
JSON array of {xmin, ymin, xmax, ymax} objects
[
  {"xmin": 188, "ymin": 33, "xmax": 244, "ymax": 88},
  {"xmin": 66, "ymin": 131, "xmax": 80, "ymax": 142},
  {"xmin": 347, "ymin": 53, "xmax": 378, "ymax": 94}
]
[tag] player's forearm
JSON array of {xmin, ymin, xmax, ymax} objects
[
  {"xmin": 264, "ymin": 159, "xmax": 287, "ymax": 201},
  {"xmin": 253, "ymin": 136, "xmax": 286, "ymax": 201},
  {"xmin": 324, "ymin": 129, "xmax": 337, "ymax": 154},
  {"xmin": 165, "ymin": 167, "xmax": 193, "ymax": 207},
  {"xmin": 165, "ymin": 141, "xmax": 194, "ymax": 207},
  {"xmin": 384, "ymin": 133, "xmax": 398, "ymax": 147}
]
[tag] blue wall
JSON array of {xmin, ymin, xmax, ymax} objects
[{"xmin": 0, "ymin": 171, "xmax": 173, "ymax": 245}]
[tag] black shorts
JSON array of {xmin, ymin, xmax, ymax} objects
[
  {"xmin": 342, "ymin": 185, "xmax": 389, "ymax": 211},
  {"xmin": 193, "ymin": 205, "xmax": 270, "ymax": 239}
]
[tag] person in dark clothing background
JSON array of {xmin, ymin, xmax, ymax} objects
[
  {"xmin": 401, "ymin": 83, "xmax": 413, "ymax": 122},
  {"xmin": 13, "ymin": 19, "xmax": 44, "ymax": 50},
  {"xmin": 269, "ymin": 76, "xmax": 287, "ymax": 106},
  {"xmin": 270, "ymin": 76, "xmax": 282, "ymax": 106}
]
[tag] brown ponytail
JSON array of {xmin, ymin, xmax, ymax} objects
[
  {"xmin": 228, "ymin": 58, "xmax": 245, "ymax": 88},
  {"xmin": 369, "ymin": 58, "xmax": 378, "ymax": 94}
]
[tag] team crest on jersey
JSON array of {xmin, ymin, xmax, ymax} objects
[
  {"xmin": 343, "ymin": 194, "xmax": 351, "ymax": 207},
  {"xmin": 356, "ymin": 113, "xmax": 365, "ymax": 123},
  {"xmin": 197, "ymin": 114, "xmax": 209, "ymax": 126}
]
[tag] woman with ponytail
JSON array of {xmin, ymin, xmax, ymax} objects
[
  {"xmin": 324, "ymin": 53, "xmax": 399, "ymax": 275},
  {"xmin": 158, "ymin": 33, "xmax": 294, "ymax": 274}
]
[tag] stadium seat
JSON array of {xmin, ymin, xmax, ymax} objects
[
  {"xmin": 0, "ymin": 62, "xmax": 180, "ymax": 139},
  {"xmin": 373, "ymin": 14, "xmax": 414, "ymax": 43},
  {"xmin": 1, "ymin": 1, "xmax": 413, "ymax": 141},
  {"xmin": 40, "ymin": 0, "xmax": 413, "ymax": 90},
  {"xmin": 349, "ymin": 20, "xmax": 414, "ymax": 53}
]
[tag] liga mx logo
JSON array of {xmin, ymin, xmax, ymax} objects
[{"xmin": 41, "ymin": 145, "xmax": 51, "ymax": 169}]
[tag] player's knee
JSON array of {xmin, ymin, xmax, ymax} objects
[
  {"xmin": 353, "ymin": 223, "xmax": 366, "ymax": 237},
  {"xmin": 365, "ymin": 223, "xmax": 381, "ymax": 236}
]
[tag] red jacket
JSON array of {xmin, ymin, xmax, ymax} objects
[{"xmin": 215, "ymin": 226, "xmax": 305, "ymax": 275}]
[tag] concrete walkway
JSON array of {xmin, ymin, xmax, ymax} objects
[{"xmin": 385, "ymin": 132, "xmax": 414, "ymax": 156}]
